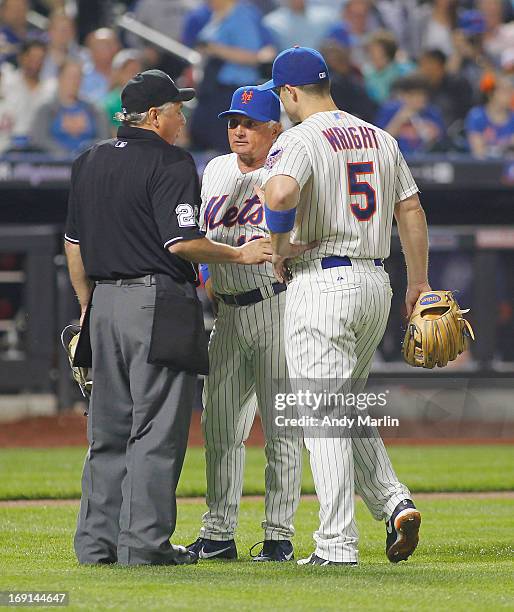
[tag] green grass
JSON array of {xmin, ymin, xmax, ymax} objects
[
  {"xmin": 1, "ymin": 445, "xmax": 513, "ymax": 609},
  {"xmin": 0, "ymin": 445, "xmax": 513, "ymax": 500},
  {"xmin": 0, "ymin": 498, "xmax": 513, "ymax": 611}
]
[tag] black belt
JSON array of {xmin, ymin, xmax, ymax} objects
[
  {"xmin": 217, "ymin": 282, "xmax": 287, "ymax": 307},
  {"xmin": 321, "ymin": 256, "xmax": 383, "ymax": 269},
  {"xmin": 95, "ymin": 274, "xmax": 156, "ymax": 286}
]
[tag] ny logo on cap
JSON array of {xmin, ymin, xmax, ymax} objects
[
  {"xmin": 241, "ymin": 90, "xmax": 253, "ymax": 104},
  {"xmin": 319, "ymin": 72, "xmax": 326, "ymax": 79},
  {"xmin": 115, "ymin": 141, "xmax": 128, "ymax": 148}
]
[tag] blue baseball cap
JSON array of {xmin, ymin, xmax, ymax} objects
[
  {"xmin": 259, "ymin": 46, "xmax": 330, "ymax": 91},
  {"xmin": 218, "ymin": 86, "xmax": 281, "ymax": 122},
  {"xmin": 458, "ymin": 10, "xmax": 486, "ymax": 36},
  {"xmin": 324, "ymin": 25, "xmax": 352, "ymax": 48}
]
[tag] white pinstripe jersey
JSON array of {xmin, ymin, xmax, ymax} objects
[
  {"xmin": 200, "ymin": 153, "xmax": 275, "ymax": 294},
  {"xmin": 263, "ymin": 110, "xmax": 419, "ymax": 260}
]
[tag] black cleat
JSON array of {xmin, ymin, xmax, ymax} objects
[
  {"xmin": 186, "ymin": 537, "xmax": 237, "ymax": 560},
  {"xmin": 297, "ymin": 553, "xmax": 357, "ymax": 566},
  {"xmin": 250, "ymin": 540, "xmax": 294, "ymax": 562},
  {"xmin": 386, "ymin": 499, "xmax": 421, "ymax": 563}
]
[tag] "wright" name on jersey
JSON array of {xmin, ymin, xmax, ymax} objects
[{"xmin": 322, "ymin": 125, "xmax": 380, "ymax": 152}]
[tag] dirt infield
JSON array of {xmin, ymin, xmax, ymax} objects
[
  {"xmin": 1, "ymin": 491, "xmax": 513, "ymax": 508},
  {"xmin": 1, "ymin": 410, "xmax": 514, "ymax": 448},
  {"xmin": 0, "ymin": 411, "xmax": 205, "ymax": 448}
]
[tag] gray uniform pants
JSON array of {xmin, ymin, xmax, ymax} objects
[{"xmin": 74, "ymin": 281, "xmax": 196, "ymax": 565}]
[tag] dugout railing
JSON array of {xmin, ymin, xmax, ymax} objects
[{"xmin": 0, "ymin": 225, "xmax": 59, "ymax": 394}]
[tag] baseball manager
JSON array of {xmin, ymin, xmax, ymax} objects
[{"xmin": 187, "ymin": 86, "xmax": 310, "ymax": 563}]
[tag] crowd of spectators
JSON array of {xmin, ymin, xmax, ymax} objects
[{"xmin": 0, "ymin": 0, "xmax": 513, "ymax": 158}]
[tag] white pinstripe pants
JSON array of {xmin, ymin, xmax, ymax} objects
[
  {"xmin": 200, "ymin": 291, "xmax": 303, "ymax": 541},
  {"xmin": 285, "ymin": 260, "xmax": 410, "ymax": 563}
]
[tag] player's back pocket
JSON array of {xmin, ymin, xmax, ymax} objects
[{"xmin": 320, "ymin": 281, "xmax": 361, "ymax": 293}]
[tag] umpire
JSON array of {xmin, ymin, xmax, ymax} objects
[{"xmin": 64, "ymin": 70, "xmax": 272, "ymax": 566}]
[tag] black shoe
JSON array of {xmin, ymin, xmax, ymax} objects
[
  {"xmin": 250, "ymin": 540, "xmax": 294, "ymax": 562},
  {"xmin": 186, "ymin": 537, "xmax": 237, "ymax": 560},
  {"xmin": 297, "ymin": 553, "xmax": 357, "ymax": 566},
  {"xmin": 386, "ymin": 499, "xmax": 421, "ymax": 563}
]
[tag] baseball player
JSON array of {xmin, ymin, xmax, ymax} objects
[
  {"xmin": 186, "ymin": 86, "xmax": 310, "ymax": 562},
  {"xmin": 259, "ymin": 47, "xmax": 427, "ymax": 565}
]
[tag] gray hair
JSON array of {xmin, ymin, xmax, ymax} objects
[{"xmin": 114, "ymin": 101, "xmax": 175, "ymax": 126}]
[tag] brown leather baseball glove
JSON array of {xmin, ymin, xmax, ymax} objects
[{"xmin": 402, "ymin": 291, "xmax": 475, "ymax": 368}]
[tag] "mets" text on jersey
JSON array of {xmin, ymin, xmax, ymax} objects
[{"xmin": 203, "ymin": 194, "xmax": 263, "ymax": 230}]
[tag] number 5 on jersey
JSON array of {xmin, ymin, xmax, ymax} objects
[{"xmin": 347, "ymin": 161, "xmax": 376, "ymax": 221}]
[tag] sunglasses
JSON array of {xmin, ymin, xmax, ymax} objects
[{"xmin": 227, "ymin": 117, "xmax": 262, "ymax": 130}]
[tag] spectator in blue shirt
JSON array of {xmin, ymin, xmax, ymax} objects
[
  {"xmin": 29, "ymin": 60, "xmax": 110, "ymax": 156},
  {"xmin": 376, "ymin": 74, "xmax": 446, "ymax": 155},
  {"xmin": 183, "ymin": 1, "xmax": 274, "ymax": 53},
  {"xmin": 466, "ymin": 76, "xmax": 514, "ymax": 158},
  {"xmin": 80, "ymin": 28, "xmax": 120, "ymax": 103},
  {"xmin": 263, "ymin": 0, "xmax": 332, "ymax": 52},
  {"xmin": 182, "ymin": 3, "xmax": 212, "ymax": 48},
  {"xmin": 189, "ymin": 0, "xmax": 276, "ymax": 151},
  {"xmin": 0, "ymin": 0, "xmax": 34, "ymax": 65},
  {"xmin": 196, "ymin": 0, "xmax": 274, "ymax": 87}
]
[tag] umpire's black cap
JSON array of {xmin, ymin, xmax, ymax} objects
[{"xmin": 121, "ymin": 69, "xmax": 195, "ymax": 113}]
